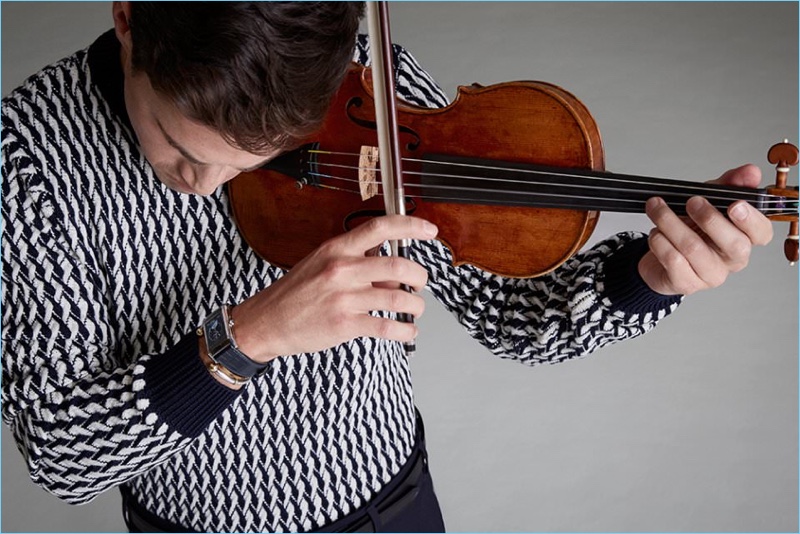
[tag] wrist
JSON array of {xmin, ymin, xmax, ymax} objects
[
  {"xmin": 601, "ymin": 236, "xmax": 682, "ymax": 314},
  {"xmin": 199, "ymin": 305, "xmax": 271, "ymax": 384},
  {"xmin": 229, "ymin": 301, "xmax": 282, "ymax": 363}
]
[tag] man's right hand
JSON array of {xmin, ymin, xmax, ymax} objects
[{"xmin": 230, "ymin": 215, "xmax": 438, "ymax": 363}]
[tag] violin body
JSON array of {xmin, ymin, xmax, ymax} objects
[{"xmin": 229, "ymin": 65, "xmax": 606, "ymax": 277}]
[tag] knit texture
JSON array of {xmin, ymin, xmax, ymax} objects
[{"xmin": 2, "ymin": 30, "xmax": 679, "ymax": 532}]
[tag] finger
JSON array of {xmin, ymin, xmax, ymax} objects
[
  {"xmin": 646, "ymin": 197, "xmax": 723, "ymax": 282},
  {"xmin": 353, "ymin": 314, "xmax": 419, "ymax": 343},
  {"xmin": 360, "ymin": 287, "xmax": 426, "ymax": 319},
  {"xmin": 708, "ymin": 163, "xmax": 762, "ymax": 188},
  {"xmin": 684, "ymin": 196, "xmax": 754, "ymax": 270},
  {"xmin": 646, "ymin": 229, "xmax": 705, "ymax": 295},
  {"xmin": 727, "ymin": 200, "xmax": 774, "ymax": 247},
  {"xmin": 358, "ymin": 255, "xmax": 429, "ymax": 291},
  {"xmin": 336, "ymin": 215, "xmax": 438, "ymax": 255}
]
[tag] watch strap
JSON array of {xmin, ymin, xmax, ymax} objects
[
  {"xmin": 213, "ymin": 344, "xmax": 267, "ymax": 379},
  {"xmin": 201, "ymin": 306, "xmax": 268, "ymax": 379}
]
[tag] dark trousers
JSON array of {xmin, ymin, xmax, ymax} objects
[{"xmin": 121, "ymin": 412, "xmax": 445, "ymax": 533}]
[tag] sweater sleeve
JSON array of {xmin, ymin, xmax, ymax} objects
[
  {"xmin": 1, "ymin": 128, "xmax": 242, "ymax": 504},
  {"xmin": 413, "ymin": 234, "xmax": 681, "ymax": 366}
]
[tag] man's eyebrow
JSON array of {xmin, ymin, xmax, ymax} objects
[
  {"xmin": 156, "ymin": 119, "xmax": 272, "ymax": 172},
  {"xmin": 157, "ymin": 119, "xmax": 208, "ymax": 166}
]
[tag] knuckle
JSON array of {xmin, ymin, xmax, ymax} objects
[
  {"xmin": 662, "ymin": 248, "xmax": 687, "ymax": 271},
  {"xmin": 756, "ymin": 225, "xmax": 774, "ymax": 246},
  {"xmin": 390, "ymin": 289, "xmax": 405, "ymax": 310},
  {"xmin": 706, "ymin": 271, "xmax": 728, "ymax": 289},
  {"xmin": 647, "ymin": 229, "xmax": 664, "ymax": 250},
  {"xmin": 316, "ymin": 239, "xmax": 341, "ymax": 260},
  {"xmin": 328, "ymin": 292, "xmax": 351, "ymax": 314},
  {"xmin": 727, "ymin": 237, "xmax": 752, "ymax": 262},
  {"xmin": 329, "ymin": 309, "xmax": 349, "ymax": 331},
  {"xmin": 322, "ymin": 257, "xmax": 349, "ymax": 281},
  {"xmin": 681, "ymin": 236, "xmax": 706, "ymax": 258},
  {"xmin": 387, "ymin": 256, "xmax": 406, "ymax": 278},
  {"xmin": 366, "ymin": 216, "xmax": 389, "ymax": 235},
  {"xmin": 376, "ymin": 319, "xmax": 394, "ymax": 340},
  {"xmin": 730, "ymin": 256, "xmax": 749, "ymax": 273}
]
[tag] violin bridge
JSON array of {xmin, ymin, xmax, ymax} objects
[{"xmin": 358, "ymin": 145, "xmax": 380, "ymax": 200}]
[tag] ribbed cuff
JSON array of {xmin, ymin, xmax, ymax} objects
[
  {"xmin": 601, "ymin": 236, "xmax": 682, "ymax": 315},
  {"xmin": 143, "ymin": 331, "xmax": 243, "ymax": 438}
]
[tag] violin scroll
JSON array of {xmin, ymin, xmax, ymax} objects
[{"xmin": 767, "ymin": 140, "xmax": 799, "ymax": 264}]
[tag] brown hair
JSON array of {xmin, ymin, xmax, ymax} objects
[{"xmin": 129, "ymin": 2, "xmax": 364, "ymax": 152}]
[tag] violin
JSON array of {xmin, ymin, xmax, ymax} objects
[{"xmin": 227, "ymin": 65, "xmax": 798, "ymax": 278}]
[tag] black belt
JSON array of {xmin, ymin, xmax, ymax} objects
[
  {"xmin": 314, "ymin": 444, "xmax": 429, "ymax": 533},
  {"xmin": 121, "ymin": 413, "xmax": 431, "ymax": 533}
]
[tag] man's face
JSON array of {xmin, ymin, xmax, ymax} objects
[{"xmin": 123, "ymin": 66, "xmax": 278, "ymax": 196}]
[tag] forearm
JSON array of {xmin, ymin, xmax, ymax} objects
[
  {"xmin": 417, "ymin": 232, "xmax": 681, "ymax": 365},
  {"xmin": 3, "ymin": 333, "xmax": 241, "ymax": 504}
]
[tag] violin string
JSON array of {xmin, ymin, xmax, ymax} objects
[
  {"xmin": 309, "ymin": 149, "xmax": 784, "ymax": 202},
  {"xmin": 311, "ymin": 172, "xmax": 798, "ymax": 217},
  {"xmin": 312, "ymin": 162, "xmax": 788, "ymax": 206},
  {"xmin": 308, "ymin": 158, "xmax": 794, "ymax": 208},
  {"xmin": 306, "ymin": 171, "xmax": 796, "ymax": 216}
]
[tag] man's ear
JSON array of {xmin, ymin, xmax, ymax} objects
[{"xmin": 112, "ymin": 2, "xmax": 133, "ymax": 55}]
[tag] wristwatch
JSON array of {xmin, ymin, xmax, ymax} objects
[{"xmin": 199, "ymin": 306, "xmax": 267, "ymax": 380}]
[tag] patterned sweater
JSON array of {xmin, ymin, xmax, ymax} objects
[{"xmin": 1, "ymin": 30, "xmax": 680, "ymax": 532}]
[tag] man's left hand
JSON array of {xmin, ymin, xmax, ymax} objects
[{"xmin": 638, "ymin": 164, "xmax": 774, "ymax": 296}]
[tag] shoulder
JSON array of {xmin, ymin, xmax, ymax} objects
[
  {"xmin": 2, "ymin": 48, "xmax": 95, "ymax": 171},
  {"xmin": 353, "ymin": 33, "xmax": 448, "ymax": 109},
  {"xmin": 2, "ymin": 42, "xmax": 129, "ymax": 186},
  {"xmin": 2, "ymin": 46, "xmax": 128, "ymax": 238},
  {"xmin": 3, "ymin": 49, "xmax": 90, "ymax": 122}
]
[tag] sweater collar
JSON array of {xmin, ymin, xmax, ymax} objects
[{"xmin": 87, "ymin": 29, "xmax": 133, "ymax": 132}]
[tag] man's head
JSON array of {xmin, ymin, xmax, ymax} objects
[{"xmin": 113, "ymin": 1, "xmax": 364, "ymax": 195}]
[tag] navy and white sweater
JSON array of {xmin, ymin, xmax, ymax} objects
[{"xmin": 1, "ymin": 30, "xmax": 680, "ymax": 532}]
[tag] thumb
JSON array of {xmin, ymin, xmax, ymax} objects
[{"xmin": 708, "ymin": 164, "xmax": 762, "ymax": 188}]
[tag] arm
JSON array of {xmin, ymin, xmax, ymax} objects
[
  {"xmin": 413, "ymin": 233, "xmax": 680, "ymax": 365},
  {"xmin": 1, "ymin": 131, "xmax": 240, "ymax": 504}
]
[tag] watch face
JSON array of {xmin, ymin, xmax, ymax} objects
[{"xmin": 204, "ymin": 311, "xmax": 230, "ymax": 355}]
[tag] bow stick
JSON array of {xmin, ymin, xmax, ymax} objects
[{"xmin": 366, "ymin": 1, "xmax": 416, "ymax": 356}]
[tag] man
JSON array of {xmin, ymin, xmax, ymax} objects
[{"xmin": 1, "ymin": 2, "xmax": 774, "ymax": 532}]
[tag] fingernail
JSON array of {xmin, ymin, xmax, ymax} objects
[
  {"xmin": 423, "ymin": 221, "xmax": 438, "ymax": 237},
  {"xmin": 686, "ymin": 196, "xmax": 706, "ymax": 214},
  {"xmin": 730, "ymin": 202, "xmax": 748, "ymax": 221},
  {"xmin": 646, "ymin": 197, "xmax": 663, "ymax": 210}
]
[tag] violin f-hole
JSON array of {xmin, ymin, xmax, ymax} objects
[{"xmin": 345, "ymin": 96, "xmax": 421, "ymax": 151}]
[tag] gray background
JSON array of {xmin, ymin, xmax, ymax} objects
[{"xmin": 2, "ymin": 2, "xmax": 797, "ymax": 532}]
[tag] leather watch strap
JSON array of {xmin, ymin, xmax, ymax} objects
[
  {"xmin": 200, "ymin": 306, "xmax": 268, "ymax": 379},
  {"xmin": 213, "ymin": 343, "xmax": 266, "ymax": 378}
]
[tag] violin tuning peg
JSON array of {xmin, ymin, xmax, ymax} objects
[
  {"xmin": 766, "ymin": 141, "xmax": 799, "ymax": 265},
  {"xmin": 786, "ymin": 221, "xmax": 799, "ymax": 266},
  {"xmin": 768, "ymin": 140, "xmax": 799, "ymax": 189},
  {"xmin": 767, "ymin": 139, "xmax": 799, "ymax": 166}
]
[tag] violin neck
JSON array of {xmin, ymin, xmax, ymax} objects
[{"xmin": 418, "ymin": 154, "xmax": 779, "ymax": 218}]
